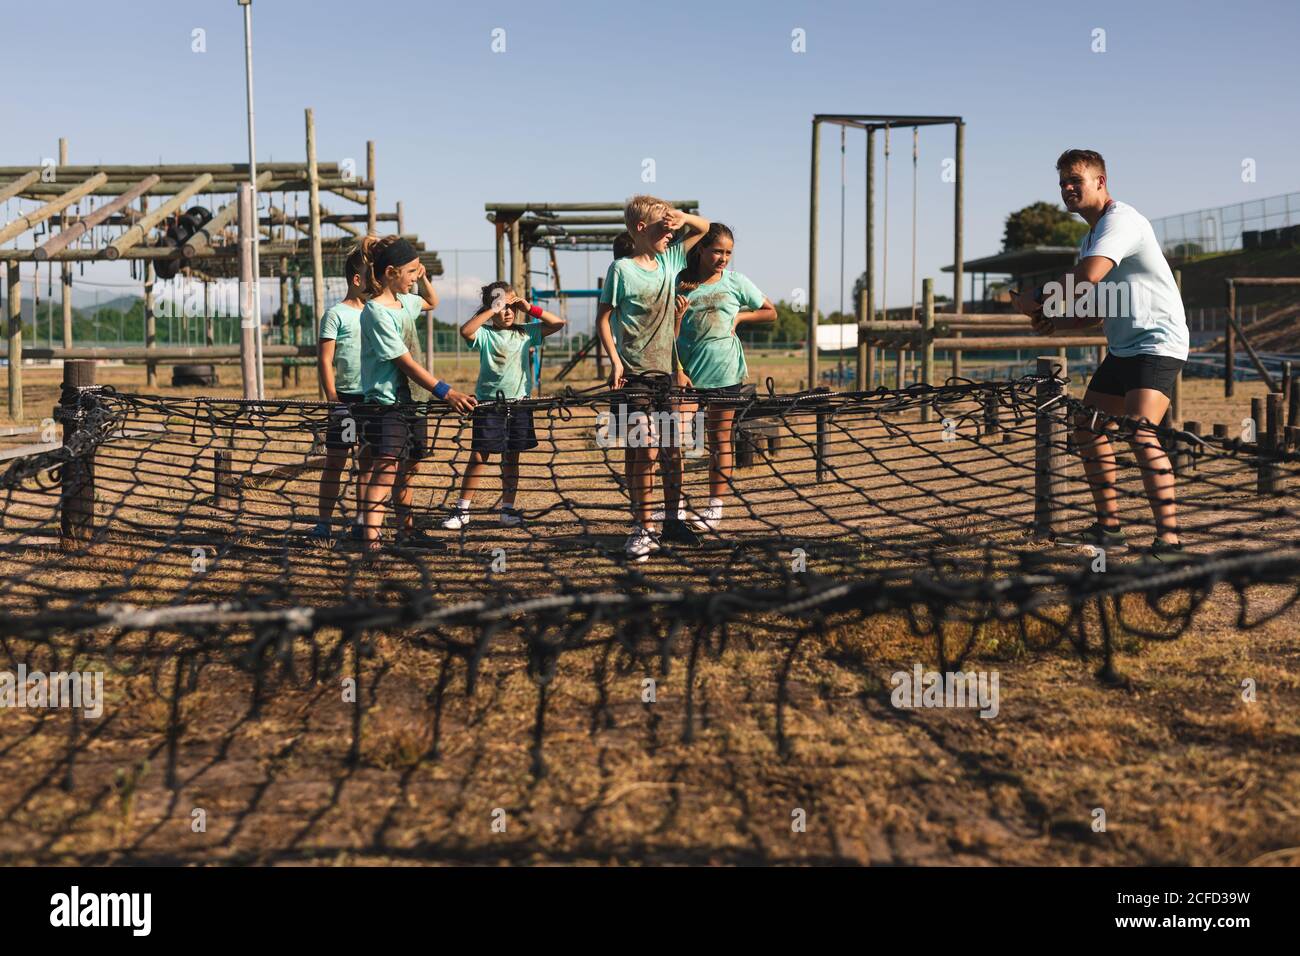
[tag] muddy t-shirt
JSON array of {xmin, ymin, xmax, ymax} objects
[
  {"xmin": 470, "ymin": 322, "xmax": 544, "ymax": 401},
  {"xmin": 676, "ymin": 271, "xmax": 765, "ymax": 389},
  {"xmin": 599, "ymin": 239, "xmax": 688, "ymax": 375},
  {"xmin": 361, "ymin": 292, "xmax": 428, "ymax": 404}
]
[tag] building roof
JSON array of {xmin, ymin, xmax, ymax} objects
[{"xmin": 942, "ymin": 246, "xmax": 1078, "ymax": 275}]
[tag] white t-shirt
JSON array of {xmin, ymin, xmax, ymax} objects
[{"xmin": 1077, "ymin": 200, "xmax": 1188, "ymax": 360}]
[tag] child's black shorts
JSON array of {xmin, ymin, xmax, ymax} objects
[
  {"xmin": 1087, "ymin": 353, "xmax": 1185, "ymax": 399},
  {"xmin": 471, "ymin": 406, "xmax": 538, "ymax": 454},
  {"xmin": 358, "ymin": 403, "xmax": 429, "ymax": 461},
  {"xmin": 324, "ymin": 391, "xmax": 364, "ymax": 451}
]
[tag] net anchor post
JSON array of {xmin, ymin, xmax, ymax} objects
[
  {"xmin": 920, "ymin": 278, "xmax": 934, "ymax": 422},
  {"xmin": 1033, "ymin": 355, "xmax": 1068, "ymax": 540},
  {"xmin": 57, "ymin": 359, "xmax": 98, "ymax": 550}
]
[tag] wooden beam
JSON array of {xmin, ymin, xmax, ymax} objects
[
  {"xmin": 34, "ymin": 174, "xmax": 161, "ymax": 260},
  {"xmin": 182, "ymin": 170, "xmax": 273, "ymax": 258},
  {"xmin": 306, "ymin": 108, "xmax": 326, "ymax": 399},
  {"xmin": 0, "ymin": 162, "xmax": 339, "ymax": 177},
  {"xmin": 0, "ymin": 170, "xmax": 41, "ymax": 205},
  {"xmin": 366, "ymin": 141, "xmax": 377, "ymax": 234},
  {"xmin": 0, "ymin": 172, "xmax": 108, "ymax": 245},
  {"xmin": 6, "ymin": 262, "xmax": 21, "ymax": 419},
  {"xmin": 102, "ymin": 173, "xmax": 214, "ymax": 260}
]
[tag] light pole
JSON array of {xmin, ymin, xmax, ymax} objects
[{"xmin": 237, "ymin": 0, "xmax": 265, "ymax": 398}]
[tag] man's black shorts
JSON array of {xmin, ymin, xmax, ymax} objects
[
  {"xmin": 1087, "ymin": 353, "xmax": 1185, "ymax": 399},
  {"xmin": 325, "ymin": 391, "xmax": 364, "ymax": 451},
  {"xmin": 471, "ymin": 406, "xmax": 538, "ymax": 454},
  {"xmin": 357, "ymin": 403, "xmax": 429, "ymax": 461}
]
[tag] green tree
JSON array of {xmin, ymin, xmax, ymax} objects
[{"xmin": 1002, "ymin": 201, "xmax": 1086, "ymax": 251}]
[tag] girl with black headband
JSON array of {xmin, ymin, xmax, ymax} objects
[{"xmin": 358, "ymin": 234, "xmax": 475, "ymax": 550}]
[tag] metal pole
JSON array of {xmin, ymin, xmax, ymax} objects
[
  {"xmin": 863, "ymin": 126, "xmax": 875, "ymax": 388},
  {"xmin": 239, "ymin": 0, "xmax": 264, "ymax": 399},
  {"xmin": 808, "ymin": 118, "xmax": 820, "ymax": 389},
  {"xmin": 954, "ymin": 120, "xmax": 964, "ymax": 315}
]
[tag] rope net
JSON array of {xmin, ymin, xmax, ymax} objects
[{"xmin": 2, "ymin": 374, "xmax": 1298, "ymax": 774}]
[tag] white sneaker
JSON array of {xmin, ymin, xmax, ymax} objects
[
  {"xmin": 441, "ymin": 510, "xmax": 472, "ymax": 530},
  {"xmin": 691, "ymin": 505, "xmax": 722, "ymax": 532},
  {"xmin": 500, "ymin": 507, "xmax": 523, "ymax": 527},
  {"xmin": 650, "ymin": 508, "xmax": 688, "ymax": 522},
  {"xmin": 625, "ymin": 527, "xmax": 660, "ymax": 562}
]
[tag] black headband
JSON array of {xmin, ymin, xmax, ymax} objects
[{"xmin": 375, "ymin": 238, "xmax": 418, "ymax": 274}]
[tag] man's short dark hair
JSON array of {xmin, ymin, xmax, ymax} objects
[{"xmin": 1056, "ymin": 149, "xmax": 1106, "ymax": 177}]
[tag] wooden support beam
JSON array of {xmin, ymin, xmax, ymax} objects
[
  {"xmin": 6, "ymin": 261, "xmax": 21, "ymax": 420},
  {"xmin": 35, "ymin": 174, "xmax": 161, "ymax": 260},
  {"xmin": 0, "ymin": 170, "xmax": 41, "ymax": 205},
  {"xmin": 366, "ymin": 141, "xmax": 377, "ymax": 234},
  {"xmin": 182, "ymin": 171, "xmax": 272, "ymax": 258},
  {"xmin": 103, "ymin": 173, "xmax": 214, "ymax": 259},
  {"xmin": 0, "ymin": 172, "xmax": 108, "ymax": 245},
  {"xmin": 59, "ymin": 138, "xmax": 73, "ymax": 352},
  {"xmin": 0, "ymin": 162, "xmax": 339, "ymax": 177},
  {"xmin": 307, "ymin": 109, "xmax": 327, "ymax": 399}
]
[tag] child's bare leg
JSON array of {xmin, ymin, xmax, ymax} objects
[
  {"xmin": 624, "ymin": 446, "xmax": 638, "ymax": 513},
  {"xmin": 317, "ymin": 449, "xmax": 349, "ymax": 522},
  {"xmin": 1074, "ymin": 392, "xmax": 1125, "ymax": 528},
  {"xmin": 633, "ymin": 445, "xmax": 657, "ymax": 528},
  {"xmin": 460, "ymin": 450, "xmax": 488, "ymax": 503},
  {"xmin": 1125, "ymin": 388, "xmax": 1178, "ymax": 544},
  {"xmin": 393, "ymin": 458, "xmax": 420, "ymax": 534},
  {"xmin": 708, "ymin": 406, "xmax": 735, "ymax": 500},
  {"xmin": 501, "ymin": 451, "xmax": 520, "ymax": 504},
  {"xmin": 364, "ymin": 456, "xmax": 398, "ymax": 545}
]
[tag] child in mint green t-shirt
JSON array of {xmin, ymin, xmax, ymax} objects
[
  {"xmin": 442, "ymin": 282, "xmax": 565, "ymax": 530},
  {"xmin": 594, "ymin": 196, "xmax": 711, "ymax": 562},
  {"xmin": 671, "ymin": 223, "xmax": 775, "ymax": 533}
]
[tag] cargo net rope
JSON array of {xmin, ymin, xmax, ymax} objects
[{"xmin": 2, "ymin": 373, "xmax": 1299, "ymax": 775}]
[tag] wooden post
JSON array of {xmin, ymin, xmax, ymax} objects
[
  {"xmin": 1033, "ymin": 355, "xmax": 1068, "ymax": 540},
  {"xmin": 1289, "ymin": 373, "xmax": 1300, "ymax": 430},
  {"xmin": 865, "ymin": 340, "xmax": 876, "ymax": 390},
  {"xmin": 306, "ymin": 109, "xmax": 326, "ymax": 398},
  {"xmin": 952, "ymin": 332, "xmax": 962, "ymax": 380},
  {"xmin": 1225, "ymin": 279, "xmax": 1235, "ymax": 398},
  {"xmin": 1262, "ymin": 392, "xmax": 1282, "ymax": 495},
  {"xmin": 365, "ymin": 140, "xmax": 377, "ymax": 235},
  {"xmin": 1183, "ymin": 420, "xmax": 1201, "ymax": 474},
  {"xmin": 494, "ymin": 221, "xmax": 506, "ymax": 282},
  {"xmin": 1282, "ymin": 361, "xmax": 1293, "ymax": 410},
  {"xmin": 815, "ymin": 404, "xmax": 828, "ymax": 482},
  {"xmin": 509, "ymin": 218, "xmax": 524, "ymax": 296},
  {"xmin": 920, "ymin": 278, "xmax": 934, "ymax": 422},
  {"xmin": 5, "ymin": 261, "xmax": 20, "ymax": 420},
  {"xmin": 982, "ymin": 390, "xmax": 999, "ymax": 437},
  {"xmin": 279, "ymin": 260, "xmax": 291, "ymax": 388},
  {"xmin": 142, "ymin": 194, "xmax": 157, "ymax": 387},
  {"xmin": 237, "ymin": 183, "xmax": 259, "ymax": 400},
  {"xmin": 204, "ymin": 281, "xmax": 214, "ymax": 346},
  {"xmin": 1212, "ymin": 423, "xmax": 1228, "ymax": 441},
  {"xmin": 895, "ymin": 348, "xmax": 904, "ymax": 388},
  {"xmin": 807, "ymin": 118, "xmax": 820, "ymax": 391},
  {"xmin": 1171, "ymin": 269, "xmax": 1183, "ymax": 424},
  {"xmin": 58, "ymin": 360, "xmax": 97, "ymax": 549},
  {"xmin": 953, "ymin": 120, "xmax": 964, "ymax": 316},
  {"xmin": 59, "ymin": 138, "xmax": 74, "ymax": 352}
]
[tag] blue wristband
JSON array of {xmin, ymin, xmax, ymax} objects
[{"xmin": 433, "ymin": 380, "xmax": 451, "ymax": 400}]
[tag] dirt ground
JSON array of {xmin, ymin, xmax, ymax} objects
[{"xmin": 0, "ymin": 356, "xmax": 1297, "ymax": 866}]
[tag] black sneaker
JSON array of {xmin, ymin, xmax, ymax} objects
[
  {"xmin": 660, "ymin": 517, "xmax": 701, "ymax": 546},
  {"xmin": 1054, "ymin": 521, "xmax": 1127, "ymax": 552},
  {"xmin": 1148, "ymin": 538, "xmax": 1190, "ymax": 564},
  {"xmin": 394, "ymin": 529, "xmax": 447, "ymax": 551}
]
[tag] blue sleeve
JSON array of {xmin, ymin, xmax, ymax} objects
[
  {"xmin": 469, "ymin": 325, "xmax": 490, "ymax": 352},
  {"xmin": 398, "ymin": 292, "xmax": 426, "ymax": 320},
  {"xmin": 529, "ymin": 323, "xmax": 545, "ymax": 349}
]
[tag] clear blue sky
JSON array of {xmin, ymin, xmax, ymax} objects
[{"xmin": 3, "ymin": 0, "xmax": 1298, "ymax": 321}]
